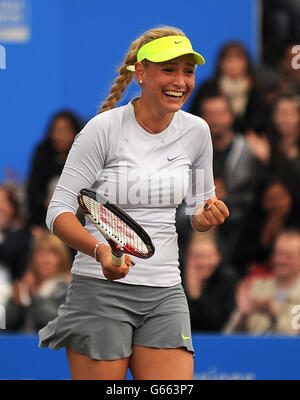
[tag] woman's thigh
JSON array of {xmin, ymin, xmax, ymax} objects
[
  {"xmin": 66, "ymin": 345, "xmax": 193, "ymax": 380},
  {"xmin": 129, "ymin": 345, "xmax": 194, "ymax": 380},
  {"xmin": 66, "ymin": 347, "xmax": 130, "ymax": 380}
]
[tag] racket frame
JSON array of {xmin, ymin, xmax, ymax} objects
[{"xmin": 77, "ymin": 188, "xmax": 155, "ymax": 265}]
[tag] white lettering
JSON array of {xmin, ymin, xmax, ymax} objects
[
  {"xmin": 0, "ymin": 305, "xmax": 5, "ymax": 329},
  {"xmin": 0, "ymin": 45, "xmax": 6, "ymax": 69},
  {"xmin": 106, "ymin": 384, "xmax": 140, "ymax": 397},
  {"xmin": 291, "ymin": 45, "xmax": 300, "ymax": 70},
  {"xmin": 291, "ymin": 305, "xmax": 300, "ymax": 330}
]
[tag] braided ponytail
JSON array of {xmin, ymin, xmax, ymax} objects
[{"xmin": 98, "ymin": 26, "xmax": 185, "ymax": 114}]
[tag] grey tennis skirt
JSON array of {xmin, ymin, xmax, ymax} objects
[{"xmin": 38, "ymin": 273, "xmax": 194, "ymax": 361}]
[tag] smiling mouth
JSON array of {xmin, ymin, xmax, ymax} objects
[{"xmin": 164, "ymin": 90, "xmax": 184, "ymax": 98}]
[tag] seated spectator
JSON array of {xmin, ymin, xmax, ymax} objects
[
  {"xmin": 0, "ymin": 184, "xmax": 46, "ymax": 287},
  {"xmin": 197, "ymin": 93, "xmax": 261, "ymax": 264},
  {"xmin": 0, "ymin": 184, "xmax": 23, "ymax": 235},
  {"xmin": 258, "ymin": 42, "xmax": 300, "ymax": 121},
  {"xmin": 225, "ymin": 229, "xmax": 300, "ymax": 335},
  {"xmin": 189, "ymin": 41, "xmax": 264, "ymax": 133},
  {"xmin": 4, "ymin": 233, "xmax": 71, "ymax": 333},
  {"xmin": 184, "ymin": 232, "xmax": 237, "ymax": 332},
  {"xmin": 26, "ymin": 110, "xmax": 82, "ymax": 227},
  {"xmin": 0, "ymin": 185, "xmax": 25, "ymax": 305},
  {"xmin": 246, "ymin": 93, "xmax": 300, "ymax": 202},
  {"xmin": 275, "ymin": 42, "xmax": 300, "ymax": 97},
  {"xmin": 233, "ymin": 176, "xmax": 300, "ymax": 276},
  {"xmin": 262, "ymin": 0, "xmax": 300, "ymax": 70}
]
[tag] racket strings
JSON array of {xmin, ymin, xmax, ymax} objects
[{"xmin": 82, "ymin": 195, "xmax": 148, "ymax": 255}]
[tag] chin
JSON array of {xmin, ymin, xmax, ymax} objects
[
  {"xmin": 168, "ymin": 104, "xmax": 183, "ymax": 112},
  {"xmin": 161, "ymin": 93, "xmax": 189, "ymax": 112},
  {"xmin": 162, "ymin": 100, "xmax": 186, "ymax": 113}
]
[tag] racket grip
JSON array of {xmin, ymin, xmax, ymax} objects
[{"xmin": 111, "ymin": 253, "xmax": 125, "ymax": 266}]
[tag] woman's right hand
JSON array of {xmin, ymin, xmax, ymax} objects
[{"xmin": 96, "ymin": 244, "xmax": 132, "ymax": 281}]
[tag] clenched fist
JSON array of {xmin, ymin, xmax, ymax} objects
[{"xmin": 191, "ymin": 196, "xmax": 230, "ymax": 232}]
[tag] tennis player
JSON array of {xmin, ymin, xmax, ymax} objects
[{"xmin": 38, "ymin": 26, "xmax": 229, "ymax": 380}]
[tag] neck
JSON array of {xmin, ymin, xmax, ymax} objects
[{"xmin": 134, "ymin": 98, "xmax": 174, "ymax": 134}]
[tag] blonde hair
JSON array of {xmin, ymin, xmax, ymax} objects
[
  {"xmin": 29, "ymin": 233, "xmax": 71, "ymax": 275},
  {"xmin": 98, "ymin": 26, "xmax": 185, "ymax": 114}
]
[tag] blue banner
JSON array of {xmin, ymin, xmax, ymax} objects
[{"xmin": 0, "ymin": 334, "xmax": 299, "ymax": 380}]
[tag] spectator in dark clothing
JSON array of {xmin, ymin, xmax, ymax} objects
[
  {"xmin": 0, "ymin": 184, "xmax": 23, "ymax": 234},
  {"xmin": 276, "ymin": 43, "xmax": 300, "ymax": 96},
  {"xmin": 233, "ymin": 177, "xmax": 300, "ymax": 276},
  {"xmin": 189, "ymin": 41, "xmax": 265, "ymax": 133},
  {"xmin": 268, "ymin": 94, "xmax": 300, "ymax": 200},
  {"xmin": 0, "ymin": 226, "xmax": 33, "ymax": 281},
  {"xmin": 197, "ymin": 93, "xmax": 261, "ymax": 265},
  {"xmin": 4, "ymin": 233, "xmax": 71, "ymax": 333},
  {"xmin": 0, "ymin": 184, "xmax": 47, "ymax": 287},
  {"xmin": 184, "ymin": 232, "xmax": 237, "ymax": 332},
  {"xmin": 258, "ymin": 41, "xmax": 300, "ymax": 114},
  {"xmin": 26, "ymin": 110, "xmax": 83, "ymax": 227},
  {"xmin": 262, "ymin": 0, "xmax": 300, "ymax": 69},
  {"xmin": 0, "ymin": 185, "xmax": 27, "ymax": 304},
  {"xmin": 246, "ymin": 93, "xmax": 300, "ymax": 203}
]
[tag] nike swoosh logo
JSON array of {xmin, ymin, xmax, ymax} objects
[
  {"xmin": 174, "ymin": 41, "xmax": 183, "ymax": 44},
  {"xmin": 167, "ymin": 155, "xmax": 179, "ymax": 162},
  {"xmin": 182, "ymin": 334, "xmax": 191, "ymax": 340}
]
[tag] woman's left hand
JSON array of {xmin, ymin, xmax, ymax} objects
[{"xmin": 192, "ymin": 197, "xmax": 230, "ymax": 232}]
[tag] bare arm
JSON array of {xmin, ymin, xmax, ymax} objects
[
  {"xmin": 53, "ymin": 212, "xmax": 100, "ymax": 259},
  {"xmin": 53, "ymin": 212, "xmax": 131, "ymax": 280}
]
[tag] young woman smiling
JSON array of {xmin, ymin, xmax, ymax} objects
[{"xmin": 38, "ymin": 26, "xmax": 229, "ymax": 380}]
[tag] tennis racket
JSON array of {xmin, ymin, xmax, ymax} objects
[{"xmin": 77, "ymin": 188, "xmax": 155, "ymax": 266}]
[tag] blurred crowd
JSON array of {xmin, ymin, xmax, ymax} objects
[
  {"xmin": 0, "ymin": 111, "xmax": 82, "ymax": 333},
  {"xmin": 179, "ymin": 1, "xmax": 300, "ymax": 336},
  {"xmin": 1, "ymin": 2, "xmax": 300, "ymax": 335}
]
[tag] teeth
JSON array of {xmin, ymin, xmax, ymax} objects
[{"xmin": 164, "ymin": 91, "xmax": 183, "ymax": 97}]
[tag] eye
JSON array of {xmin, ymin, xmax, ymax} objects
[
  {"xmin": 185, "ymin": 69, "xmax": 195, "ymax": 75},
  {"xmin": 162, "ymin": 68, "xmax": 174, "ymax": 73}
]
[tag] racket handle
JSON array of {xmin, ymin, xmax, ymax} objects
[{"xmin": 111, "ymin": 253, "xmax": 125, "ymax": 266}]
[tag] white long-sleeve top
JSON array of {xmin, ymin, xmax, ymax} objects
[{"xmin": 46, "ymin": 99, "xmax": 215, "ymax": 287}]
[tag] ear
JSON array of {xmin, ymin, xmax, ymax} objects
[{"xmin": 135, "ymin": 62, "xmax": 145, "ymax": 83}]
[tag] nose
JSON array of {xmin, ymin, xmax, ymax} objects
[
  {"xmin": 274, "ymin": 253, "xmax": 287, "ymax": 266},
  {"xmin": 173, "ymin": 71, "xmax": 185, "ymax": 87}
]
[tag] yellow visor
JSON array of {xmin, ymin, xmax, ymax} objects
[{"xmin": 127, "ymin": 35, "xmax": 205, "ymax": 72}]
